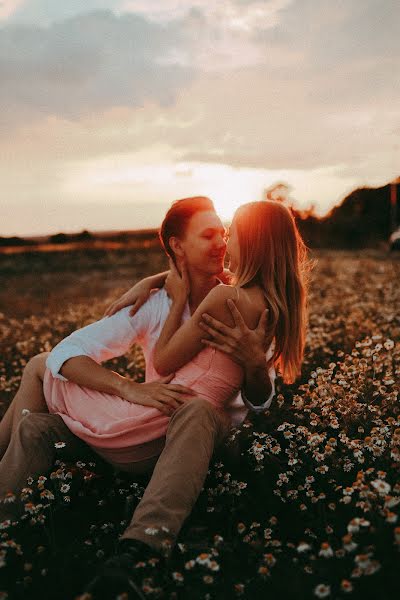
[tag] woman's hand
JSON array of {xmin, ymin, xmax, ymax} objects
[
  {"xmin": 164, "ymin": 259, "xmax": 190, "ymax": 307},
  {"xmin": 104, "ymin": 276, "xmax": 161, "ymax": 318},
  {"xmin": 120, "ymin": 374, "xmax": 197, "ymax": 416}
]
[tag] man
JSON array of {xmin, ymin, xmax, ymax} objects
[{"xmin": 0, "ymin": 197, "xmax": 275, "ymax": 599}]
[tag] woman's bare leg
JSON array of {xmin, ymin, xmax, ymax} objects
[{"xmin": 0, "ymin": 352, "xmax": 49, "ymax": 460}]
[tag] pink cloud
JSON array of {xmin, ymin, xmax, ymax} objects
[{"xmin": 0, "ymin": 0, "xmax": 24, "ymax": 20}]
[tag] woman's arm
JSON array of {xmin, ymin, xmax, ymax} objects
[
  {"xmin": 104, "ymin": 271, "xmax": 169, "ymax": 317},
  {"xmin": 154, "ymin": 285, "xmax": 236, "ymax": 375}
]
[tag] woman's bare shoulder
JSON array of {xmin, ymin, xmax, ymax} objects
[
  {"xmin": 203, "ymin": 284, "xmax": 239, "ymax": 307},
  {"xmin": 193, "ymin": 284, "xmax": 238, "ymax": 326},
  {"xmin": 210, "ymin": 283, "xmax": 237, "ymax": 297}
]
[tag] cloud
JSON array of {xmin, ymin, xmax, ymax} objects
[
  {"xmin": 256, "ymin": 0, "xmax": 400, "ymax": 69},
  {"xmin": 160, "ymin": 0, "xmax": 400, "ymax": 170},
  {"xmin": 2, "ymin": 62, "xmax": 398, "ymax": 178},
  {"xmin": 0, "ymin": 9, "xmax": 193, "ymax": 129},
  {"xmin": 2, "ymin": 0, "xmax": 120, "ymax": 25},
  {"xmin": 155, "ymin": 64, "xmax": 399, "ymax": 174},
  {"xmin": 1, "ymin": 0, "xmax": 399, "ymax": 223},
  {"xmin": 0, "ymin": 0, "xmax": 24, "ymax": 20},
  {"xmin": 119, "ymin": 0, "xmax": 292, "ymax": 27}
]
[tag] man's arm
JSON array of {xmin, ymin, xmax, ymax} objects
[
  {"xmin": 241, "ymin": 354, "xmax": 276, "ymax": 411},
  {"xmin": 46, "ymin": 306, "xmax": 144, "ymax": 381},
  {"xmin": 104, "ymin": 271, "xmax": 169, "ymax": 317},
  {"xmin": 104, "ymin": 267, "xmax": 233, "ymax": 319},
  {"xmin": 47, "ymin": 297, "xmax": 196, "ymax": 415},
  {"xmin": 60, "ymin": 356, "xmax": 195, "ymax": 416}
]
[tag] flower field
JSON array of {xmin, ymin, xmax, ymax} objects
[{"xmin": 0, "ymin": 248, "xmax": 399, "ymax": 600}]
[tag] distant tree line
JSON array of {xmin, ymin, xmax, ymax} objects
[
  {"xmin": 2, "ymin": 180, "xmax": 399, "ymax": 250},
  {"xmin": 0, "ymin": 230, "xmax": 93, "ymax": 247},
  {"xmin": 293, "ymin": 181, "xmax": 399, "ymax": 249}
]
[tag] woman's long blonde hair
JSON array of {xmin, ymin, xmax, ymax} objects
[{"xmin": 233, "ymin": 201, "xmax": 308, "ymax": 384}]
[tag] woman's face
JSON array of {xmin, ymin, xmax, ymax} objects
[{"xmin": 226, "ymin": 218, "xmax": 240, "ymax": 272}]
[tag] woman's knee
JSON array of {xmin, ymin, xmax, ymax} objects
[
  {"xmin": 169, "ymin": 398, "xmax": 231, "ymax": 446},
  {"xmin": 174, "ymin": 397, "xmax": 226, "ymax": 427},
  {"xmin": 179, "ymin": 397, "xmax": 214, "ymax": 416},
  {"xmin": 24, "ymin": 353, "xmax": 50, "ymax": 379},
  {"xmin": 16, "ymin": 412, "xmax": 61, "ymax": 445}
]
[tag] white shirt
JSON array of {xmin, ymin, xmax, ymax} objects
[{"xmin": 46, "ymin": 288, "xmax": 276, "ymax": 427}]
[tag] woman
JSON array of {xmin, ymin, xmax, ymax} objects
[
  {"xmin": 0, "ymin": 201, "xmax": 307, "ymax": 471},
  {"xmin": 153, "ymin": 200, "xmax": 307, "ymax": 385}
]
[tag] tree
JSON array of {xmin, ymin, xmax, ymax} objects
[{"xmin": 264, "ymin": 182, "xmax": 291, "ymax": 204}]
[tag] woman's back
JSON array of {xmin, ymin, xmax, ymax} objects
[
  {"xmin": 233, "ymin": 285, "xmax": 267, "ymax": 327},
  {"xmin": 168, "ymin": 284, "xmax": 267, "ymax": 410},
  {"xmin": 170, "ymin": 346, "xmax": 244, "ymax": 410},
  {"xmin": 203, "ymin": 284, "xmax": 267, "ymax": 330}
]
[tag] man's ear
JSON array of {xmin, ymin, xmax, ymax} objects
[{"xmin": 169, "ymin": 236, "xmax": 185, "ymax": 258}]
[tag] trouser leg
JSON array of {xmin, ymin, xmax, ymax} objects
[
  {"xmin": 0, "ymin": 353, "xmax": 49, "ymax": 459},
  {"xmin": 120, "ymin": 398, "xmax": 231, "ymax": 553},
  {"xmin": 0, "ymin": 412, "xmax": 98, "ymax": 521}
]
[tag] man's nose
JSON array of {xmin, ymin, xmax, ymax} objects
[{"xmin": 215, "ymin": 234, "xmax": 226, "ymax": 249}]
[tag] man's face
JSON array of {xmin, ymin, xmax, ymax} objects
[
  {"xmin": 177, "ymin": 211, "xmax": 226, "ymax": 276},
  {"xmin": 226, "ymin": 219, "xmax": 239, "ymax": 272}
]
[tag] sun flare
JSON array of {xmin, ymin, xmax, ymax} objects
[
  {"xmin": 180, "ymin": 162, "xmax": 266, "ymax": 223},
  {"xmin": 211, "ymin": 195, "xmax": 243, "ymax": 223}
]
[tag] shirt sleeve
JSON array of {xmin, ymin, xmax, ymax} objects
[
  {"xmin": 241, "ymin": 342, "xmax": 276, "ymax": 413},
  {"xmin": 46, "ymin": 302, "xmax": 153, "ymax": 381},
  {"xmin": 241, "ymin": 363, "xmax": 276, "ymax": 413}
]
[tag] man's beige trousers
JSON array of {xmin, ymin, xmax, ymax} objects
[{"xmin": 0, "ymin": 398, "xmax": 231, "ymax": 551}]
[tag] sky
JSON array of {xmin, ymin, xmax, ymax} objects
[{"xmin": 1, "ymin": 0, "xmax": 399, "ymax": 236}]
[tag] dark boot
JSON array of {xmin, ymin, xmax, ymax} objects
[{"xmin": 83, "ymin": 539, "xmax": 165, "ymax": 600}]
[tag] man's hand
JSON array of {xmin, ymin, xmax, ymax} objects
[
  {"xmin": 199, "ymin": 299, "xmax": 273, "ymax": 367},
  {"xmin": 120, "ymin": 374, "xmax": 198, "ymax": 416},
  {"xmin": 104, "ymin": 279, "xmax": 155, "ymax": 318}
]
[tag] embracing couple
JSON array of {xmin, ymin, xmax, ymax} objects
[{"xmin": 0, "ymin": 196, "xmax": 307, "ymax": 599}]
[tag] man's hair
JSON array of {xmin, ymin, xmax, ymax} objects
[{"xmin": 159, "ymin": 196, "xmax": 215, "ymax": 258}]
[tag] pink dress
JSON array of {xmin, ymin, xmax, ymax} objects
[{"xmin": 43, "ymin": 347, "xmax": 243, "ymax": 465}]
